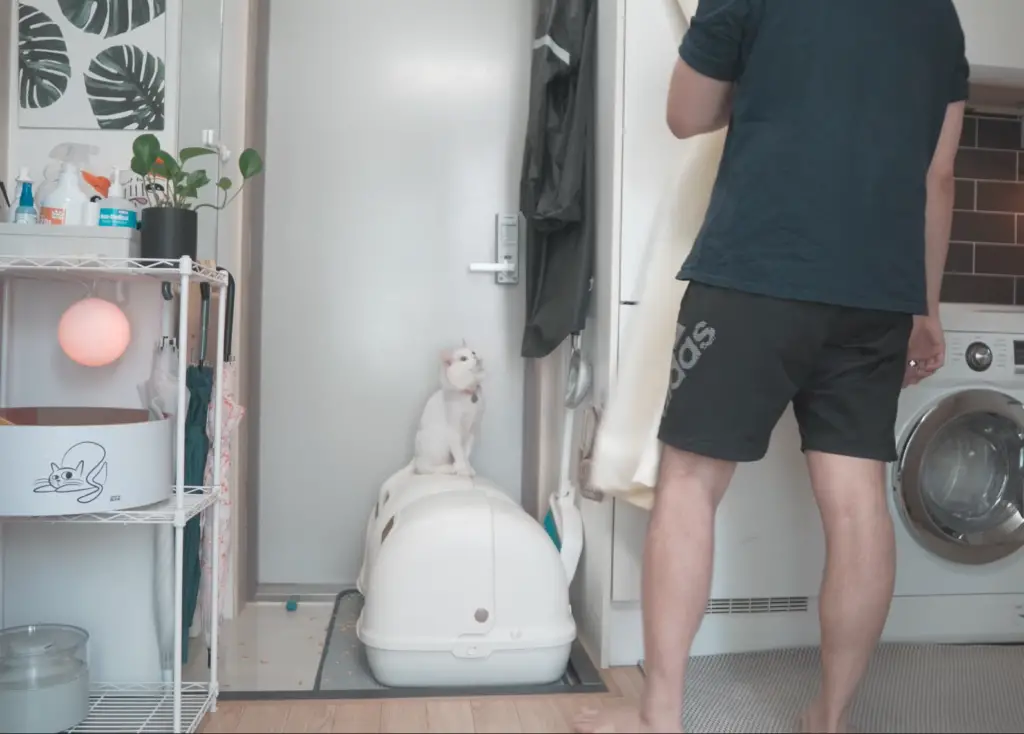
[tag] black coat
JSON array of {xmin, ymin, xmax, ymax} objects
[{"xmin": 520, "ymin": 0, "xmax": 596, "ymax": 358}]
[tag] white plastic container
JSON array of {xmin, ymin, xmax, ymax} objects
[
  {"xmin": 0, "ymin": 407, "xmax": 172, "ymax": 516},
  {"xmin": 97, "ymin": 168, "xmax": 138, "ymax": 229},
  {"xmin": 0, "ymin": 223, "xmax": 140, "ymax": 257},
  {"xmin": 0, "ymin": 624, "xmax": 90, "ymax": 734},
  {"xmin": 357, "ymin": 486, "xmax": 577, "ymax": 688}
]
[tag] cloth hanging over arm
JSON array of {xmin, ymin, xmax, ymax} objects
[{"xmin": 519, "ymin": 0, "xmax": 597, "ymax": 358}]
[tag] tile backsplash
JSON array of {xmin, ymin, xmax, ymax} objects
[{"xmin": 942, "ymin": 112, "xmax": 1024, "ymax": 305}]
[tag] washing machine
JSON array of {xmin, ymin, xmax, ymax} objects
[{"xmin": 885, "ymin": 303, "xmax": 1024, "ymax": 643}]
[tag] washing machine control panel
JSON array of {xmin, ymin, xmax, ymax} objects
[
  {"xmin": 943, "ymin": 333, "xmax": 1018, "ymax": 378},
  {"xmin": 966, "ymin": 341, "xmax": 994, "ymax": 372}
]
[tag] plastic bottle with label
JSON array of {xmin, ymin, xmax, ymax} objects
[
  {"xmin": 8, "ymin": 168, "xmax": 32, "ymax": 223},
  {"xmin": 97, "ymin": 168, "xmax": 138, "ymax": 229},
  {"xmin": 13, "ymin": 178, "xmax": 37, "ymax": 224},
  {"xmin": 38, "ymin": 143, "xmax": 95, "ymax": 226}
]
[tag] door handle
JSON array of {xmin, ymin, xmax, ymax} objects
[
  {"xmin": 468, "ymin": 261, "xmax": 515, "ymax": 274},
  {"xmin": 468, "ymin": 213, "xmax": 520, "ymax": 285}
]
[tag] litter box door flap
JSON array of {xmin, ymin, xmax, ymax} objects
[{"xmin": 367, "ymin": 491, "xmax": 497, "ymax": 645}]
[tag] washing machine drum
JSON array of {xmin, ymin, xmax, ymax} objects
[{"xmin": 897, "ymin": 388, "xmax": 1024, "ymax": 564}]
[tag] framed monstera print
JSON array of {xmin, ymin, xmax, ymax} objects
[{"xmin": 17, "ymin": 0, "xmax": 166, "ymax": 130}]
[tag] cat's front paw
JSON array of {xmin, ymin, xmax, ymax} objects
[{"xmin": 454, "ymin": 463, "xmax": 476, "ymax": 477}]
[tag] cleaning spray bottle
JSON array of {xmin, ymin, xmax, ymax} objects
[
  {"xmin": 98, "ymin": 168, "xmax": 138, "ymax": 229},
  {"xmin": 13, "ymin": 177, "xmax": 38, "ymax": 224},
  {"xmin": 38, "ymin": 143, "xmax": 95, "ymax": 226},
  {"xmin": 7, "ymin": 168, "xmax": 33, "ymax": 223}
]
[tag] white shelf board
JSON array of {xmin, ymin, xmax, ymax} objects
[
  {"xmin": 1, "ymin": 486, "xmax": 218, "ymax": 524},
  {"xmin": 0, "ymin": 256, "xmax": 226, "ymax": 285},
  {"xmin": 69, "ymin": 682, "xmax": 214, "ymax": 733}
]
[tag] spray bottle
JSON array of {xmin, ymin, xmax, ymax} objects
[
  {"xmin": 7, "ymin": 168, "xmax": 33, "ymax": 223},
  {"xmin": 38, "ymin": 143, "xmax": 96, "ymax": 226}
]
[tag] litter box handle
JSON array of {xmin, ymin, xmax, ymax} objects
[{"xmin": 217, "ymin": 267, "xmax": 235, "ymax": 361}]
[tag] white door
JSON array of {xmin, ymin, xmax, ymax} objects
[{"xmin": 258, "ymin": 0, "xmax": 532, "ymax": 585}]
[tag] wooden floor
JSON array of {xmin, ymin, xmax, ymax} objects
[{"xmin": 200, "ymin": 667, "xmax": 643, "ymax": 733}]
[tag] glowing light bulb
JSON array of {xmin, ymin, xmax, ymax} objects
[{"xmin": 58, "ymin": 297, "xmax": 131, "ymax": 367}]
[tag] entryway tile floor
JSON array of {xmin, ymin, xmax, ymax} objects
[{"xmin": 185, "ymin": 601, "xmax": 335, "ymax": 692}]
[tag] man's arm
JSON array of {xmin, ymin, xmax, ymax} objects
[
  {"xmin": 666, "ymin": 0, "xmax": 750, "ymax": 139},
  {"xmin": 666, "ymin": 59, "xmax": 734, "ymax": 139},
  {"xmin": 924, "ymin": 101, "xmax": 965, "ymax": 317}
]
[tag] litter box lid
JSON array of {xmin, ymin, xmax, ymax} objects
[
  {"xmin": 0, "ymin": 407, "xmax": 173, "ymax": 516},
  {"xmin": 358, "ymin": 490, "xmax": 576, "ymax": 655}
]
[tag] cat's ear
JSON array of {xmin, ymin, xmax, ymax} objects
[
  {"xmin": 75, "ymin": 461, "xmax": 84, "ymax": 474},
  {"xmin": 50, "ymin": 463, "xmax": 59, "ymax": 473},
  {"xmin": 440, "ymin": 349, "xmax": 453, "ymax": 365}
]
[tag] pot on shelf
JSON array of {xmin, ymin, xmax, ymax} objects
[{"xmin": 140, "ymin": 207, "xmax": 198, "ymax": 262}]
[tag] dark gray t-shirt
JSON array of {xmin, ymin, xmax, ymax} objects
[{"xmin": 677, "ymin": 0, "xmax": 970, "ymax": 314}]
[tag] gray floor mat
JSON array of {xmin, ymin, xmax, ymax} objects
[
  {"xmin": 314, "ymin": 590, "xmax": 605, "ymax": 698},
  {"xmin": 675, "ymin": 643, "xmax": 1024, "ymax": 733}
]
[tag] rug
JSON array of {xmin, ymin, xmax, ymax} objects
[
  {"xmin": 312, "ymin": 590, "xmax": 605, "ymax": 699},
  {"xmin": 665, "ymin": 643, "xmax": 1024, "ymax": 733}
]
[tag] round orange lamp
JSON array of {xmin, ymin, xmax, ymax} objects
[{"xmin": 58, "ymin": 297, "xmax": 132, "ymax": 367}]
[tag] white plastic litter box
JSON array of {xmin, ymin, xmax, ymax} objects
[
  {"xmin": 0, "ymin": 407, "xmax": 172, "ymax": 516},
  {"xmin": 357, "ymin": 479, "xmax": 577, "ymax": 688}
]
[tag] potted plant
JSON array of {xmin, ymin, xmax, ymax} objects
[{"xmin": 130, "ymin": 133, "xmax": 264, "ymax": 261}]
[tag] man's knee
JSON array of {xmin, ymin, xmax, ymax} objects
[
  {"xmin": 806, "ymin": 451, "xmax": 890, "ymax": 525},
  {"xmin": 656, "ymin": 444, "xmax": 735, "ymax": 509}
]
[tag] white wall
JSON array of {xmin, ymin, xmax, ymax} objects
[{"xmin": 954, "ymin": 0, "xmax": 1024, "ymax": 87}]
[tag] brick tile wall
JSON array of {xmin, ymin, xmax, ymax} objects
[{"xmin": 942, "ymin": 112, "xmax": 1024, "ymax": 305}]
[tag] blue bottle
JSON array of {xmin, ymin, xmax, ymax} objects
[{"xmin": 13, "ymin": 180, "xmax": 37, "ymax": 224}]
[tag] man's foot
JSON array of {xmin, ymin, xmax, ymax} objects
[
  {"xmin": 573, "ymin": 705, "xmax": 682, "ymax": 734},
  {"xmin": 800, "ymin": 700, "xmax": 848, "ymax": 733}
]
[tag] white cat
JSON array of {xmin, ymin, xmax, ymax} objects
[{"xmin": 412, "ymin": 345, "xmax": 484, "ymax": 476}]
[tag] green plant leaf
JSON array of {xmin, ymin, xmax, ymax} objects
[
  {"xmin": 179, "ymin": 169, "xmax": 211, "ymax": 199},
  {"xmin": 217, "ymin": 177, "xmax": 232, "ymax": 191},
  {"xmin": 18, "ymin": 3, "xmax": 71, "ymax": 110},
  {"xmin": 132, "ymin": 133, "xmax": 159, "ymax": 164},
  {"xmin": 179, "ymin": 146, "xmax": 215, "ymax": 164},
  {"xmin": 85, "ymin": 44, "xmax": 165, "ymax": 130},
  {"xmin": 238, "ymin": 149, "xmax": 263, "ymax": 179},
  {"xmin": 154, "ymin": 150, "xmax": 180, "ymax": 177},
  {"xmin": 129, "ymin": 155, "xmax": 150, "ymax": 178},
  {"xmin": 58, "ymin": 0, "xmax": 166, "ymax": 39}
]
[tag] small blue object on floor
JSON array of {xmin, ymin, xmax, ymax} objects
[{"xmin": 285, "ymin": 596, "xmax": 298, "ymax": 612}]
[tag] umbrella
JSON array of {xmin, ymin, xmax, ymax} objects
[
  {"xmin": 197, "ymin": 270, "xmax": 242, "ymax": 652},
  {"xmin": 140, "ymin": 284, "xmax": 179, "ymax": 680},
  {"xmin": 181, "ymin": 282, "xmax": 214, "ymax": 664}
]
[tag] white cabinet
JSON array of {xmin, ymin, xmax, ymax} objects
[{"xmin": 954, "ymin": 0, "xmax": 1024, "ymax": 86}]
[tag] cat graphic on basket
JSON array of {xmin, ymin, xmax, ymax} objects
[{"xmin": 412, "ymin": 345, "xmax": 484, "ymax": 477}]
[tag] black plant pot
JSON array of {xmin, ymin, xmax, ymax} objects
[{"xmin": 141, "ymin": 207, "xmax": 198, "ymax": 263}]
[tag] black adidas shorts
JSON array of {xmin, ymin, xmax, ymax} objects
[{"xmin": 658, "ymin": 282, "xmax": 914, "ymax": 463}]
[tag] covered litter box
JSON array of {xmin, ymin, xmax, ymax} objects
[
  {"xmin": 0, "ymin": 407, "xmax": 172, "ymax": 516},
  {"xmin": 357, "ymin": 477, "xmax": 577, "ymax": 688}
]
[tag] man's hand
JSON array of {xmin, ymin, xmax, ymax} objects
[{"xmin": 904, "ymin": 315, "xmax": 945, "ymax": 387}]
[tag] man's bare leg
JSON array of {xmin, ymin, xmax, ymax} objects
[
  {"xmin": 801, "ymin": 452, "xmax": 895, "ymax": 734},
  {"xmin": 575, "ymin": 446, "xmax": 735, "ymax": 733}
]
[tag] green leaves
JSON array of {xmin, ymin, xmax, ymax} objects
[
  {"xmin": 238, "ymin": 149, "xmax": 263, "ymax": 179},
  {"xmin": 18, "ymin": 3, "xmax": 71, "ymax": 110},
  {"xmin": 130, "ymin": 135, "xmax": 264, "ymax": 211},
  {"xmin": 84, "ymin": 44, "xmax": 165, "ymax": 130},
  {"xmin": 58, "ymin": 0, "xmax": 166, "ymax": 39}
]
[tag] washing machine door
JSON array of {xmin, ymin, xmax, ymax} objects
[{"xmin": 896, "ymin": 388, "xmax": 1024, "ymax": 564}]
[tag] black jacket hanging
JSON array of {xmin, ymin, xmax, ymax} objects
[{"xmin": 519, "ymin": 0, "xmax": 596, "ymax": 359}]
